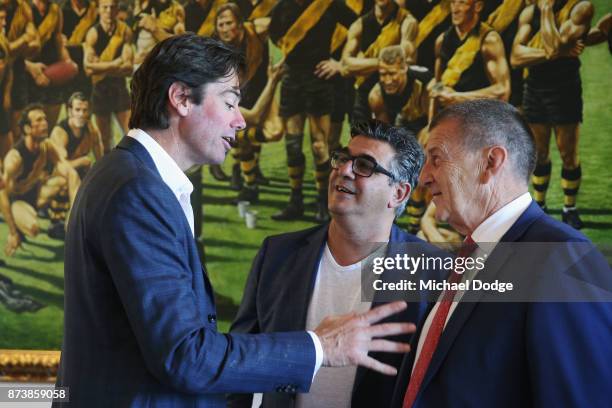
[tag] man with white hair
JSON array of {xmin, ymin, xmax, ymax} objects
[{"xmin": 392, "ymin": 99, "xmax": 611, "ymax": 408}]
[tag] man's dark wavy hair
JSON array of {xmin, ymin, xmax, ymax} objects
[
  {"xmin": 19, "ymin": 104, "xmax": 45, "ymax": 132},
  {"xmin": 350, "ymin": 120, "xmax": 425, "ymax": 217},
  {"xmin": 129, "ymin": 33, "xmax": 245, "ymax": 130}
]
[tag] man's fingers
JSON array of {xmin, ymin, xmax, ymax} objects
[
  {"xmin": 369, "ymin": 339, "xmax": 411, "ymax": 353},
  {"xmin": 367, "ymin": 322, "xmax": 416, "ymax": 337},
  {"xmin": 358, "ymin": 355, "xmax": 399, "ymax": 376},
  {"xmin": 361, "ymin": 301, "xmax": 408, "ymax": 324}
]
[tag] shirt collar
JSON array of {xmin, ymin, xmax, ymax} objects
[
  {"xmin": 127, "ymin": 128, "xmax": 193, "ymax": 199},
  {"xmin": 471, "ymin": 192, "xmax": 532, "ymax": 243}
]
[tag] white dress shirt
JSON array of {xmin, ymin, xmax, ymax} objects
[
  {"xmin": 126, "ymin": 129, "xmax": 323, "ymax": 388},
  {"xmin": 412, "ymin": 192, "xmax": 533, "ymax": 372}
]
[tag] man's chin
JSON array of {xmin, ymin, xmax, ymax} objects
[
  {"xmin": 209, "ymin": 157, "xmax": 226, "ymax": 166},
  {"xmin": 328, "ymin": 201, "xmax": 349, "ymax": 215},
  {"xmin": 434, "ymin": 208, "xmax": 449, "ymax": 224},
  {"xmin": 197, "ymin": 154, "xmax": 225, "ymax": 167}
]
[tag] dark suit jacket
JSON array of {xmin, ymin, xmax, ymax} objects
[
  {"xmin": 391, "ymin": 201, "xmax": 612, "ymax": 407},
  {"xmin": 54, "ymin": 137, "xmax": 316, "ymax": 408},
  {"xmin": 228, "ymin": 223, "xmax": 434, "ymax": 408}
]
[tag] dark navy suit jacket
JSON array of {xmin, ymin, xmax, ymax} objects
[
  {"xmin": 391, "ymin": 201, "xmax": 612, "ymax": 407},
  {"xmin": 54, "ymin": 137, "xmax": 316, "ymax": 407},
  {"xmin": 227, "ymin": 223, "xmax": 435, "ymax": 408}
]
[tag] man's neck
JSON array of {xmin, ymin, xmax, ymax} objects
[
  {"xmin": 68, "ymin": 119, "xmax": 85, "ymax": 137},
  {"xmin": 375, "ymin": 1, "xmax": 395, "ymax": 24},
  {"xmin": 327, "ymin": 217, "xmax": 392, "ymax": 266},
  {"xmin": 100, "ymin": 19, "xmax": 116, "ymax": 33},
  {"xmin": 33, "ymin": 0, "xmax": 47, "ymax": 15},
  {"xmin": 71, "ymin": 0, "xmax": 86, "ymax": 15},
  {"xmin": 461, "ymin": 186, "xmax": 529, "ymax": 236},
  {"xmin": 233, "ymin": 28, "xmax": 245, "ymax": 47},
  {"xmin": 143, "ymin": 126, "xmax": 191, "ymax": 171},
  {"xmin": 455, "ymin": 16, "xmax": 479, "ymax": 40},
  {"xmin": 25, "ymin": 135, "xmax": 40, "ymax": 153}
]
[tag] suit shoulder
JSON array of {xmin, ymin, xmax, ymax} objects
[
  {"xmin": 77, "ymin": 149, "xmax": 177, "ymax": 222},
  {"xmin": 522, "ymin": 213, "xmax": 590, "ymax": 243},
  {"xmin": 266, "ymin": 224, "xmax": 327, "ymax": 244},
  {"xmin": 85, "ymin": 148, "xmax": 162, "ymax": 190}
]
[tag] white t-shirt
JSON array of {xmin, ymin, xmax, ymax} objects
[{"xmin": 296, "ymin": 243, "xmax": 372, "ymax": 408}]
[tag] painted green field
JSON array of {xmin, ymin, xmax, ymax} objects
[{"xmin": 0, "ymin": 3, "xmax": 610, "ymax": 349}]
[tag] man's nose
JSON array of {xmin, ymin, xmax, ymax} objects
[
  {"xmin": 418, "ymin": 164, "xmax": 431, "ymax": 187},
  {"xmin": 232, "ymin": 109, "xmax": 246, "ymax": 131},
  {"xmin": 337, "ymin": 159, "xmax": 355, "ymax": 178}
]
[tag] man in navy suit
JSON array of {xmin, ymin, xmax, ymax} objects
[
  {"xmin": 392, "ymin": 99, "xmax": 612, "ymax": 407},
  {"xmin": 54, "ymin": 34, "xmax": 417, "ymax": 407},
  {"xmin": 228, "ymin": 121, "xmax": 434, "ymax": 408}
]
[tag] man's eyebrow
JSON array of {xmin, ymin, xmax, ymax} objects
[
  {"xmin": 427, "ymin": 146, "xmax": 442, "ymax": 155},
  {"xmin": 347, "ymin": 148, "xmax": 377, "ymax": 162},
  {"xmin": 359, "ymin": 153, "xmax": 377, "ymax": 162},
  {"xmin": 221, "ymin": 87, "xmax": 241, "ymax": 100}
]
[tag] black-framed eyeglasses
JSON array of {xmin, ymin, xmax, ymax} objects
[{"xmin": 330, "ymin": 149, "xmax": 395, "ymax": 180}]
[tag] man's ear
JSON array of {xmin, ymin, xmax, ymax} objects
[
  {"xmin": 475, "ymin": 0, "xmax": 484, "ymax": 13},
  {"xmin": 390, "ymin": 181, "xmax": 411, "ymax": 211},
  {"xmin": 167, "ymin": 82, "xmax": 192, "ymax": 117},
  {"xmin": 482, "ymin": 145, "xmax": 507, "ymax": 183}
]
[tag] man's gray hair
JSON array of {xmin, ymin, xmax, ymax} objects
[
  {"xmin": 350, "ymin": 120, "xmax": 424, "ymax": 218},
  {"xmin": 429, "ymin": 99, "xmax": 536, "ymax": 183},
  {"xmin": 379, "ymin": 45, "xmax": 407, "ymax": 66}
]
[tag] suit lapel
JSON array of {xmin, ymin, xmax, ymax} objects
[
  {"xmin": 352, "ymin": 225, "xmax": 424, "ymax": 391},
  {"xmin": 417, "ymin": 201, "xmax": 543, "ymax": 397},
  {"xmin": 499, "ymin": 201, "xmax": 544, "ymax": 243},
  {"xmin": 417, "ymin": 246, "xmax": 515, "ymax": 393},
  {"xmin": 118, "ymin": 135, "xmax": 206, "ymax": 287},
  {"xmin": 284, "ymin": 225, "xmax": 328, "ymax": 331}
]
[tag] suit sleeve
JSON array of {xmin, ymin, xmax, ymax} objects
[
  {"xmin": 99, "ymin": 177, "xmax": 316, "ymax": 394},
  {"xmin": 226, "ymin": 239, "xmax": 270, "ymax": 406}
]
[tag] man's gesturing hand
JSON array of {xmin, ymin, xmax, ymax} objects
[{"xmin": 314, "ymin": 301, "xmax": 416, "ymax": 375}]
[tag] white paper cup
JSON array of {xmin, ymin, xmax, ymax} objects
[
  {"xmin": 245, "ymin": 210, "xmax": 258, "ymax": 229},
  {"xmin": 237, "ymin": 201, "xmax": 250, "ymax": 218}
]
